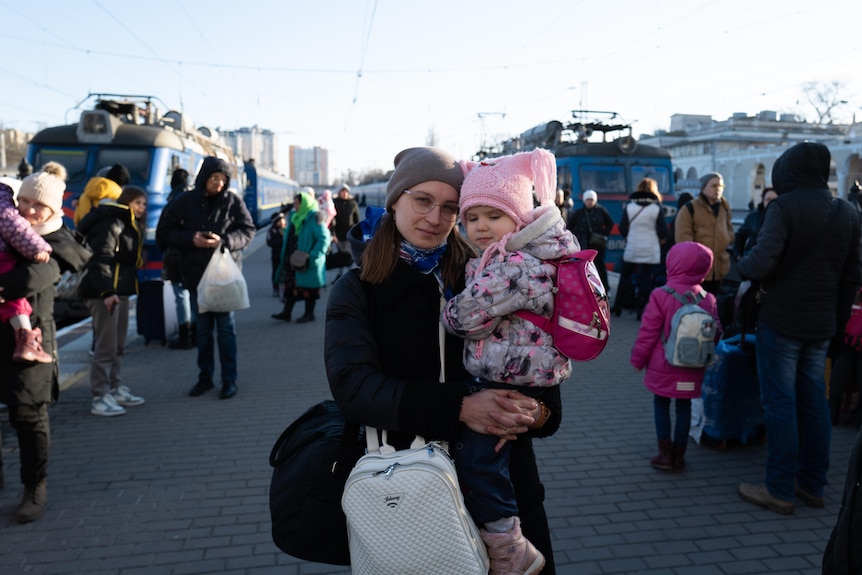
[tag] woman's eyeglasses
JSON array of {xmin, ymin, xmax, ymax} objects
[{"xmin": 403, "ymin": 190, "xmax": 460, "ymax": 222}]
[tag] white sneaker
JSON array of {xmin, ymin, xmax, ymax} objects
[
  {"xmin": 111, "ymin": 386, "xmax": 145, "ymax": 407},
  {"xmin": 91, "ymin": 394, "xmax": 126, "ymax": 417}
]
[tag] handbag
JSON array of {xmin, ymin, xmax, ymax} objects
[
  {"xmin": 289, "ymin": 250, "xmax": 310, "ymax": 272},
  {"xmin": 589, "ymin": 231, "xmax": 608, "ymax": 250},
  {"xmin": 269, "ymin": 401, "xmax": 364, "ymax": 565},
  {"xmin": 584, "ymin": 209, "xmax": 607, "ymax": 249},
  {"xmin": 340, "ymin": 319, "xmax": 489, "ymax": 575},
  {"xmin": 196, "ymin": 247, "xmax": 250, "ymax": 313}
]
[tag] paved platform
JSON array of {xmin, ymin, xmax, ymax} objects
[{"xmin": 0, "ymin": 233, "xmax": 858, "ymax": 575}]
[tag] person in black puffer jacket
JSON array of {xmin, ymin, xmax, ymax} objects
[
  {"xmin": 823, "ymin": 428, "xmax": 862, "ymax": 574},
  {"xmin": 0, "ymin": 162, "xmax": 92, "ymax": 523},
  {"xmin": 737, "ymin": 142, "xmax": 862, "ymax": 515},
  {"xmin": 325, "ymin": 147, "xmax": 562, "ymax": 574},
  {"xmin": 78, "ymin": 186, "xmax": 148, "ymax": 417}
]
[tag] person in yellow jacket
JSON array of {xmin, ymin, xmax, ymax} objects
[
  {"xmin": 674, "ymin": 172, "xmax": 734, "ymax": 295},
  {"xmin": 73, "ymin": 164, "xmax": 130, "ymax": 226}
]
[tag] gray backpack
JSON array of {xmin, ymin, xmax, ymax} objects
[{"xmin": 661, "ymin": 286, "xmax": 716, "ymax": 367}]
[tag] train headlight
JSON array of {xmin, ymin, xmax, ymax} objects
[
  {"xmin": 77, "ymin": 110, "xmax": 118, "ymax": 143},
  {"xmin": 617, "ymin": 136, "xmax": 637, "ymax": 155}
]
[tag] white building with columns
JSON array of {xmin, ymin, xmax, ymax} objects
[{"xmin": 641, "ymin": 112, "xmax": 862, "ymax": 211}]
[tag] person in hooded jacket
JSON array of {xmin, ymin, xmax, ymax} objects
[
  {"xmin": 73, "ymin": 163, "xmax": 130, "ymax": 226},
  {"xmin": 0, "ymin": 162, "xmax": 92, "ymax": 523},
  {"xmin": 611, "ymin": 178, "xmax": 668, "ymax": 318},
  {"xmin": 271, "ymin": 188, "xmax": 330, "ymax": 323},
  {"xmin": 325, "ymin": 147, "xmax": 562, "ymax": 574},
  {"xmin": 78, "ymin": 186, "xmax": 148, "ymax": 417},
  {"xmin": 156, "ymin": 157, "xmax": 255, "ymax": 400},
  {"xmin": 737, "ymin": 142, "xmax": 862, "ymax": 515},
  {"xmin": 674, "ymin": 172, "xmax": 734, "ymax": 295},
  {"xmin": 631, "ymin": 241, "xmax": 719, "ymax": 472}
]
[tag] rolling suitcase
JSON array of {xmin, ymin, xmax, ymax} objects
[
  {"xmin": 701, "ymin": 333, "xmax": 764, "ymax": 444},
  {"xmin": 136, "ymin": 280, "xmax": 178, "ymax": 345}
]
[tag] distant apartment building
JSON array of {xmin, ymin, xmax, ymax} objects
[
  {"xmin": 290, "ymin": 146, "xmax": 329, "ymax": 187},
  {"xmin": 221, "ymin": 126, "xmax": 279, "ymax": 172}
]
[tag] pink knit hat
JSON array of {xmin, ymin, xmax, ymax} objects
[{"xmin": 459, "ymin": 149, "xmax": 557, "ymax": 228}]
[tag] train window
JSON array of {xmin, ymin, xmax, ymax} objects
[
  {"xmin": 94, "ymin": 149, "xmax": 151, "ymax": 187},
  {"xmin": 579, "ymin": 165, "xmax": 625, "ymax": 194},
  {"xmin": 631, "ymin": 165, "xmax": 671, "ymax": 194},
  {"xmin": 33, "ymin": 148, "xmax": 88, "ymax": 184}
]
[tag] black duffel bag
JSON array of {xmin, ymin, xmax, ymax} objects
[{"xmin": 269, "ymin": 400, "xmax": 364, "ymax": 565}]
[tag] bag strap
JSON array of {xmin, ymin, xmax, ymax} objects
[
  {"xmin": 661, "ymin": 285, "xmax": 704, "ymax": 305},
  {"xmin": 629, "ymin": 205, "xmax": 647, "ymax": 224},
  {"xmin": 364, "ymin": 297, "xmax": 448, "ymax": 455},
  {"xmin": 514, "ymin": 260, "xmax": 559, "ymax": 333}
]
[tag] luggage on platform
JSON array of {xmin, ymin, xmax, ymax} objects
[
  {"xmin": 701, "ymin": 333, "xmax": 763, "ymax": 444},
  {"xmin": 136, "ymin": 280, "xmax": 178, "ymax": 346}
]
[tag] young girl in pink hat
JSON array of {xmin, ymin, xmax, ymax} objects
[{"xmin": 442, "ymin": 148, "xmax": 580, "ymax": 575}]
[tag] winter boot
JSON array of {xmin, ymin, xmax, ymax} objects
[
  {"xmin": 650, "ymin": 439, "xmax": 674, "ymax": 471},
  {"xmin": 272, "ymin": 298, "xmax": 295, "ymax": 321},
  {"xmin": 479, "ymin": 517, "xmax": 546, "ymax": 575},
  {"xmin": 16, "ymin": 479, "xmax": 47, "ymax": 524},
  {"xmin": 295, "ymin": 299, "xmax": 316, "ymax": 323},
  {"xmin": 168, "ymin": 323, "xmax": 194, "ymax": 349},
  {"xmin": 13, "ymin": 328, "xmax": 52, "ymax": 364},
  {"xmin": 220, "ymin": 380, "xmax": 237, "ymax": 400},
  {"xmin": 672, "ymin": 443, "xmax": 687, "ymax": 471}
]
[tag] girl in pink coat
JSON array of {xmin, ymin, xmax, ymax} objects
[{"xmin": 631, "ymin": 241, "xmax": 719, "ymax": 471}]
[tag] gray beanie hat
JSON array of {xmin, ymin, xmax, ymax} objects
[
  {"xmin": 385, "ymin": 147, "xmax": 465, "ymax": 210},
  {"xmin": 699, "ymin": 172, "xmax": 723, "ymax": 193}
]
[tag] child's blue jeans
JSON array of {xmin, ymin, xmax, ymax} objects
[{"xmin": 654, "ymin": 394, "xmax": 692, "ymax": 445}]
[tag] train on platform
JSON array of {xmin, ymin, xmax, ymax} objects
[
  {"xmin": 25, "ymin": 94, "xmax": 298, "ymax": 284},
  {"xmin": 473, "ymin": 111, "xmax": 676, "ymax": 271},
  {"xmin": 350, "ymin": 112, "xmax": 676, "ymax": 271}
]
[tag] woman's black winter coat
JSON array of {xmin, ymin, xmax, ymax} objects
[{"xmin": 0, "ymin": 226, "xmax": 91, "ymax": 406}]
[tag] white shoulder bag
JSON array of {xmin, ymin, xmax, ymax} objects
[{"xmin": 341, "ymin": 317, "xmax": 489, "ymax": 575}]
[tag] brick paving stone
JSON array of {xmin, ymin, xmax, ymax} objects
[{"xmin": 0, "ymin": 233, "xmax": 858, "ymax": 575}]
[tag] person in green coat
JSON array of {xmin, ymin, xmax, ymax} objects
[{"xmin": 272, "ymin": 188, "xmax": 331, "ymax": 323}]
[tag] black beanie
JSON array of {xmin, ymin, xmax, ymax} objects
[{"xmin": 106, "ymin": 164, "xmax": 131, "ymax": 186}]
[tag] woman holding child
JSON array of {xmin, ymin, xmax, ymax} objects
[{"xmin": 324, "ymin": 147, "xmax": 561, "ymax": 574}]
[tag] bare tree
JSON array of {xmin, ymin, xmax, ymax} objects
[
  {"xmin": 425, "ymin": 126, "xmax": 438, "ymax": 147},
  {"xmin": 801, "ymin": 80, "xmax": 848, "ymax": 124}
]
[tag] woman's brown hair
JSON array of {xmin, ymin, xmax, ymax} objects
[{"xmin": 636, "ymin": 177, "xmax": 661, "ymax": 200}]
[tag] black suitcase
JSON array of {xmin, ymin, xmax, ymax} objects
[{"xmin": 136, "ymin": 280, "xmax": 170, "ymax": 345}]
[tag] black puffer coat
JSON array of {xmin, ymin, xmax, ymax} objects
[
  {"xmin": 0, "ymin": 225, "xmax": 91, "ymax": 405},
  {"xmin": 156, "ymin": 157, "xmax": 255, "ymax": 289},
  {"xmin": 737, "ymin": 142, "xmax": 862, "ymax": 340},
  {"xmin": 325, "ymin": 245, "xmax": 563, "ymax": 570},
  {"xmin": 823, "ymin": 429, "xmax": 862, "ymax": 574},
  {"xmin": 76, "ymin": 201, "xmax": 141, "ymax": 298}
]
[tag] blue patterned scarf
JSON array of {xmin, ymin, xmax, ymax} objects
[{"xmin": 399, "ymin": 240, "xmax": 447, "ymax": 274}]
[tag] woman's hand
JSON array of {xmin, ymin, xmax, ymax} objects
[
  {"xmin": 460, "ymin": 388, "xmax": 538, "ymax": 444},
  {"xmin": 0, "ymin": 286, "xmax": 4, "ymax": 304}
]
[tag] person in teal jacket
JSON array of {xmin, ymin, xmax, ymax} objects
[{"xmin": 272, "ymin": 188, "xmax": 331, "ymax": 323}]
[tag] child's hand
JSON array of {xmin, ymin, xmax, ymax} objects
[
  {"xmin": 34, "ymin": 251, "xmax": 51, "ymax": 263},
  {"xmin": 633, "ymin": 366, "xmax": 643, "ymax": 372},
  {"xmin": 494, "ymin": 437, "xmax": 509, "ymax": 452}
]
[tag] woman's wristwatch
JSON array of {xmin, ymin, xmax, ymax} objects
[{"xmin": 529, "ymin": 400, "xmax": 551, "ymax": 430}]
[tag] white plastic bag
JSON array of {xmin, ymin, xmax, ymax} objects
[{"xmin": 196, "ymin": 248, "xmax": 250, "ymax": 313}]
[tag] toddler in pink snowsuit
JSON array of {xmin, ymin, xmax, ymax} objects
[{"xmin": 0, "ymin": 179, "xmax": 53, "ymax": 363}]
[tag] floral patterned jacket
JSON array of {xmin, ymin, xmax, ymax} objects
[{"xmin": 442, "ymin": 205, "xmax": 580, "ymax": 387}]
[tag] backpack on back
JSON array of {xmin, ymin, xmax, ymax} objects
[
  {"xmin": 661, "ymin": 286, "xmax": 716, "ymax": 367},
  {"xmin": 516, "ymin": 249, "xmax": 611, "ymax": 362}
]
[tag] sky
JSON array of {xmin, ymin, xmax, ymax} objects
[{"xmin": 1, "ymin": 0, "xmax": 860, "ymax": 181}]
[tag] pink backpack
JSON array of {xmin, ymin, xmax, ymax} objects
[{"xmin": 515, "ymin": 249, "xmax": 611, "ymax": 361}]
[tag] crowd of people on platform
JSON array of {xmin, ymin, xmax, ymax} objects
[{"xmin": 2, "ymin": 143, "xmax": 862, "ymax": 575}]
